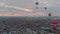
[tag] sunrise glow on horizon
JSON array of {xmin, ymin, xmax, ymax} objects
[{"xmin": 0, "ymin": 0, "xmax": 60, "ymax": 16}]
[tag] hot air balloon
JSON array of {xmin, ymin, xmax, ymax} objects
[
  {"xmin": 44, "ymin": 7, "xmax": 47, "ymax": 9},
  {"xmin": 36, "ymin": 2, "xmax": 39, "ymax": 5},
  {"xmin": 36, "ymin": 7, "xmax": 38, "ymax": 9},
  {"xmin": 35, "ymin": 2, "xmax": 39, "ymax": 9},
  {"xmin": 51, "ymin": 20, "xmax": 58, "ymax": 30},
  {"xmin": 48, "ymin": 13, "xmax": 51, "ymax": 17}
]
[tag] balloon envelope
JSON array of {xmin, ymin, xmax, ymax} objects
[
  {"xmin": 36, "ymin": 2, "xmax": 38, "ymax": 5},
  {"xmin": 51, "ymin": 20, "xmax": 58, "ymax": 27},
  {"xmin": 48, "ymin": 13, "xmax": 51, "ymax": 17},
  {"xmin": 44, "ymin": 7, "xmax": 47, "ymax": 9}
]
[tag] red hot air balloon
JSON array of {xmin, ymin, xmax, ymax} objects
[
  {"xmin": 51, "ymin": 20, "xmax": 58, "ymax": 27},
  {"xmin": 51, "ymin": 20, "xmax": 58, "ymax": 30},
  {"xmin": 48, "ymin": 13, "xmax": 51, "ymax": 17}
]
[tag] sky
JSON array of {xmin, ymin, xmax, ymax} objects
[{"xmin": 0, "ymin": 0, "xmax": 60, "ymax": 16}]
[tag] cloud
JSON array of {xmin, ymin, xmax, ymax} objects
[
  {"xmin": 0, "ymin": 3, "xmax": 32, "ymax": 12},
  {"xmin": 23, "ymin": 12, "xmax": 45, "ymax": 16},
  {"xmin": 43, "ymin": 3, "xmax": 54, "ymax": 8},
  {"xmin": 0, "ymin": 12, "xmax": 45, "ymax": 16},
  {"xmin": 0, "ymin": 2, "xmax": 6, "ymax": 6},
  {"xmin": 0, "ymin": 13, "xmax": 23, "ymax": 16},
  {"xmin": 43, "ymin": 1, "xmax": 48, "ymax": 4},
  {"xmin": 0, "ymin": 2, "xmax": 45, "ymax": 16},
  {"xmin": 34, "ymin": 12, "xmax": 46, "ymax": 16},
  {"xmin": 13, "ymin": 7, "xmax": 32, "ymax": 12}
]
